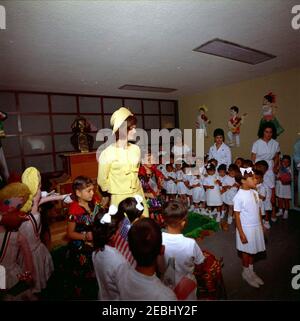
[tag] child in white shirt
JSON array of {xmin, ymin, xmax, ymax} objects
[
  {"xmin": 92, "ymin": 205, "xmax": 127, "ymax": 300},
  {"xmin": 116, "ymin": 218, "xmax": 177, "ymax": 300},
  {"xmin": 161, "ymin": 200, "xmax": 205, "ymax": 300}
]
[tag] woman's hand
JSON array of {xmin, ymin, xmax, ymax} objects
[{"xmin": 86, "ymin": 232, "xmax": 93, "ymax": 242}]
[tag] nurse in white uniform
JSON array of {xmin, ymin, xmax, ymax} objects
[
  {"xmin": 208, "ymin": 128, "xmax": 232, "ymax": 169},
  {"xmin": 251, "ymin": 122, "xmax": 280, "ymax": 222}
]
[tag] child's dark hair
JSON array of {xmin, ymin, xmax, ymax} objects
[
  {"xmin": 208, "ymin": 158, "xmax": 218, "ymax": 166},
  {"xmin": 118, "ymin": 197, "xmax": 143, "ymax": 224},
  {"xmin": 230, "ymin": 106, "xmax": 239, "ymax": 114},
  {"xmin": 235, "ymin": 167, "xmax": 254, "ymax": 185},
  {"xmin": 254, "ymin": 160, "xmax": 269, "ymax": 173},
  {"xmin": 235, "ymin": 157, "xmax": 244, "ymax": 166},
  {"xmin": 258, "ymin": 122, "xmax": 277, "ymax": 139},
  {"xmin": 163, "ymin": 200, "xmax": 188, "ymax": 227},
  {"xmin": 128, "ymin": 218, "xmax": 162, "ymax": 267},
  {"xmin": 72, "ymin": 176, "xmax": 93, "ymax": 200},
  {"xmin": 93, "ymin": 208, "xmax": 125, "ymax": 252},
  {"xmin": 242, "ymin": 159, "xmax": 254, "ymax": 168},
  {"xmin": 282, "ymin": 155, "xmax": 291, "ymax": 164},
  {"xmin": 218, "ymin": 164, "xmax": 227, "ymax": 172},
  {"xmin": 228, "ymin": 163, "xmax": 239, "ymax": 173},
  {"xmin": 254, "ymin": 169, "xmax": 264, "ymax": 179},
  {"xmin": 205, "ymin": 163, "xmax": 216, "ymax": 172}
]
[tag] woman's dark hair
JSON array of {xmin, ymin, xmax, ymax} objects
[
  {"xmin": 118, "ymin": 197, "xmax": 143, "ymax": 224},
  {"xmin": 230, "ymin": 106, "xmax": 239, "ymax": 114},
  {"xmin": 163, "ymin": 200, "xmax": 188, "ymax": 228},
  {"xmin": 235, "ymin": 167, "xmax": 254, "ymax": 185},
  {"xmin": 213, "ymin": 128, "xmax": 225, "ymax": 140},
  {"xmin": 115, "ymin": 115, "xmax": 137, "ymax": 141},
  {"xmin": 218, "ymin": 164, "xmax": 227, "ymax": 172},
  {"xmin": 258, "ymin": 122, "xmax": 277, "ymax": 140},
  {"xmin": 92, "ymin": 209, "xmax": 125, "ymax": 252},
  {"xmin": 128, "ymin": 218, "xmax": 162, "ymax": 267},
  {"xmin": 72, "ymin": 176, "xmax": 93, "ymax": 200},
  {"xmin": 264, "ymin": 93, "xmax": 275, "ymax": 104}
]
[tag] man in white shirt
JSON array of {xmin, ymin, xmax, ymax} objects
[{"xmin": 208, "ymin": 128, "xmax": 232, "ymax": 169}]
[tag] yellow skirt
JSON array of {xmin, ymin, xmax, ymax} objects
[{"xmin": 110, "ymin": 188, "xmax": 149, "ymax": 217}]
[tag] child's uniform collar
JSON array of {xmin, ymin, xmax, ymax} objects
[{"xmin": 69, "ymin": 195, "xmax": 100, "ymax": 216}]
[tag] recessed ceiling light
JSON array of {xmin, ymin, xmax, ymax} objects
[
  {"xmin": 193, "ymin": 38, "xmax": 276, "ymax": 65},
  {"xmin": 119, "ymin": 84, "xmax": 177, "ymax": 93}
]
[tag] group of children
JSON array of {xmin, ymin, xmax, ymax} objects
[
  {"xmin": 157, "ymin": 152, "xmax": 292, "ymax": 231},
  {"xmin": 0, "ymin": 148, "xmax": 292, "ymax": 299}
]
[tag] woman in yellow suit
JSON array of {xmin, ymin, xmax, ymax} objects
[{"xmin": 97, "ymin": 107, "xmax": 149, "ymax": 217}]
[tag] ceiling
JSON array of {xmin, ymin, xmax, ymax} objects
[{"xmin": 0, "ymin": 0, "xmax": 299, "ymax": 99}]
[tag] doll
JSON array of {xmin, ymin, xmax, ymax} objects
[
  {"xmin": 196, "ymin": 105, "xmax": 211, "ymax": 137},
  {"xmin": 258, "ymin": 92, "xmax": 284, "ymax": 137},
  {"xmin": 0, "ymin": 183, "xmax": 36, "ymax": 300},
  {"xmin": 227, "ymin": 106, "xmax": 247, "ymax": 147}
]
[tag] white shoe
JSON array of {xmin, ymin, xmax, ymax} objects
[
  {"xmin": 227, "ymin": 215, "xmax": 233, "ymax": 225},
  {"xmin": 211, "ymin": 209, "xmax": 218, "ymax": 215},
  {"xmin": 242, "ymin": 269, "xmax": 260, "ymax": 288},
  {"xmin": 194, "ymin": 208, "xmax": 201, "ymax": 214},
  {"xmin": 220, "ymin": 211, "xmax": 226, "ymax": 219},
  {"xmin": 283, "ymin": 210, "xmax": 288, "ymax": 219},
  {"xmin": 216, "ymin": 213, "xmax": 221, "ymax": 223},
  {"xmin": 250, "ymin": 270, "xmax": 264, "ymax": 285},
  {"xmin": 271, "ymin": 217, "xmax": 277, "ymax": 223},
  {"xmin": 276, "ymin": 210, "xmax": 283, "ymax": 217},
  {"xmin": 263, "ymin": 220, "xmax": 271, "ymax": 229},
  {"xmin": 189, "ymin": 205, "xmax": 195, "ymax": 211}
]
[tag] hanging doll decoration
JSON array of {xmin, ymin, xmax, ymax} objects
[
  {"xmin": 0, "ymin": 111, "xmax": 9, "ymax": 181},
  {"xmin": 227, "ymin": 106, "xmax": 247, "ymax": 147},
  {"xmin": 195, "ymin": 105, "xmax": 211, "ymax": 137},
  {"xmin": 258, "ymin": 92, "xmax": 284, "ymax": 137}
]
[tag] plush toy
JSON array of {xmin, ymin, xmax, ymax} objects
[
  {"xmin": 227, "ymin": 106, "xmax": 247, "ymax": 147},
  {"xmin": 258, "ymin": 92, "xmax": 284, "ymax": 137},
  {"xmin": 196, "ymin": 105, "xmax": 211, "ymax": 137}
]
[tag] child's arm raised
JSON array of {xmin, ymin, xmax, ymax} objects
[{"xmin": 234, "ymin": 211, "xmax": 248, "ymax": 244}]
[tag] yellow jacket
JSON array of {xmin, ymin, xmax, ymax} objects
[{"xmin": 97, "ymin": 143, "xmax": 142, "ymax": 195}]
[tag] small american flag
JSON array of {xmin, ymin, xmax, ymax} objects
[{"xmin": 114, "ymin": 217, "xmax": 135, "ymax": 266}]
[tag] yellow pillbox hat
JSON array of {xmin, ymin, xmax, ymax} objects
[{"xmin": 110, "ymin": 107, "xmax": 133, "ymax": 134}]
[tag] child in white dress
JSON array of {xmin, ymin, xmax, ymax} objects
[
  {"xmin": 189, "ymin": 169, "xmax": 206, "ymax": 213},
  {"xmin": 175, "ymin": 162, "xmax": 188, "ymax": 202},
  {"xmin": 92, "ymin": 205, "xmax": 128, "ymax": 300},
  {"xmin": 163, "ymin": 163, "xmax": 177, "ymax": 201},
  {"xmin": 20, "ymin": 167, "xmax": 70, "ymax": 294},
  {"xmin": 203, "ymin": 163, "xmax": 223, "ymax": 222},
  {"xmin": 275, "ymin": 155, "xmax": 292, "ymax": 219},
  {"xmin": 233, "ymin": 167, "xmax": 266, "ymax": 288},
  {"xmin": 222, "ymin": 164, "xmax": 239, "ymax": 224},
  {"xmin": 162, "ymin": 201, "xmax": 205, "ymax": 300},
  {"xmin": 254, "ymin": 170, "xmax": 266, "ymax": 219},
  {"xmin": 254, "ymin": 161, "xmax": 272, "ymax": 229},
  {"xmin": 217, "ymin": 164, "xmax": 227, "ymax": 219}
]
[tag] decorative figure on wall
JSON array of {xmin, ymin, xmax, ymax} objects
[
  {"xmin": 227, "ymin": 106, "xmax": 247, "ymax": 147},
  {"xmin": 70, "ymin": 116, "xmax": 94, "ymax": 153},
  {"xmin": 0, "ymin": 111, "xmax": 9, "ymax": 181},
  {"xmin": 258, "ymin": 92, "xmax": 284, "ymax": 137},
  {"xmin": 195, "ymin": 105, "xmax": 211, "ymax": 137}
]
